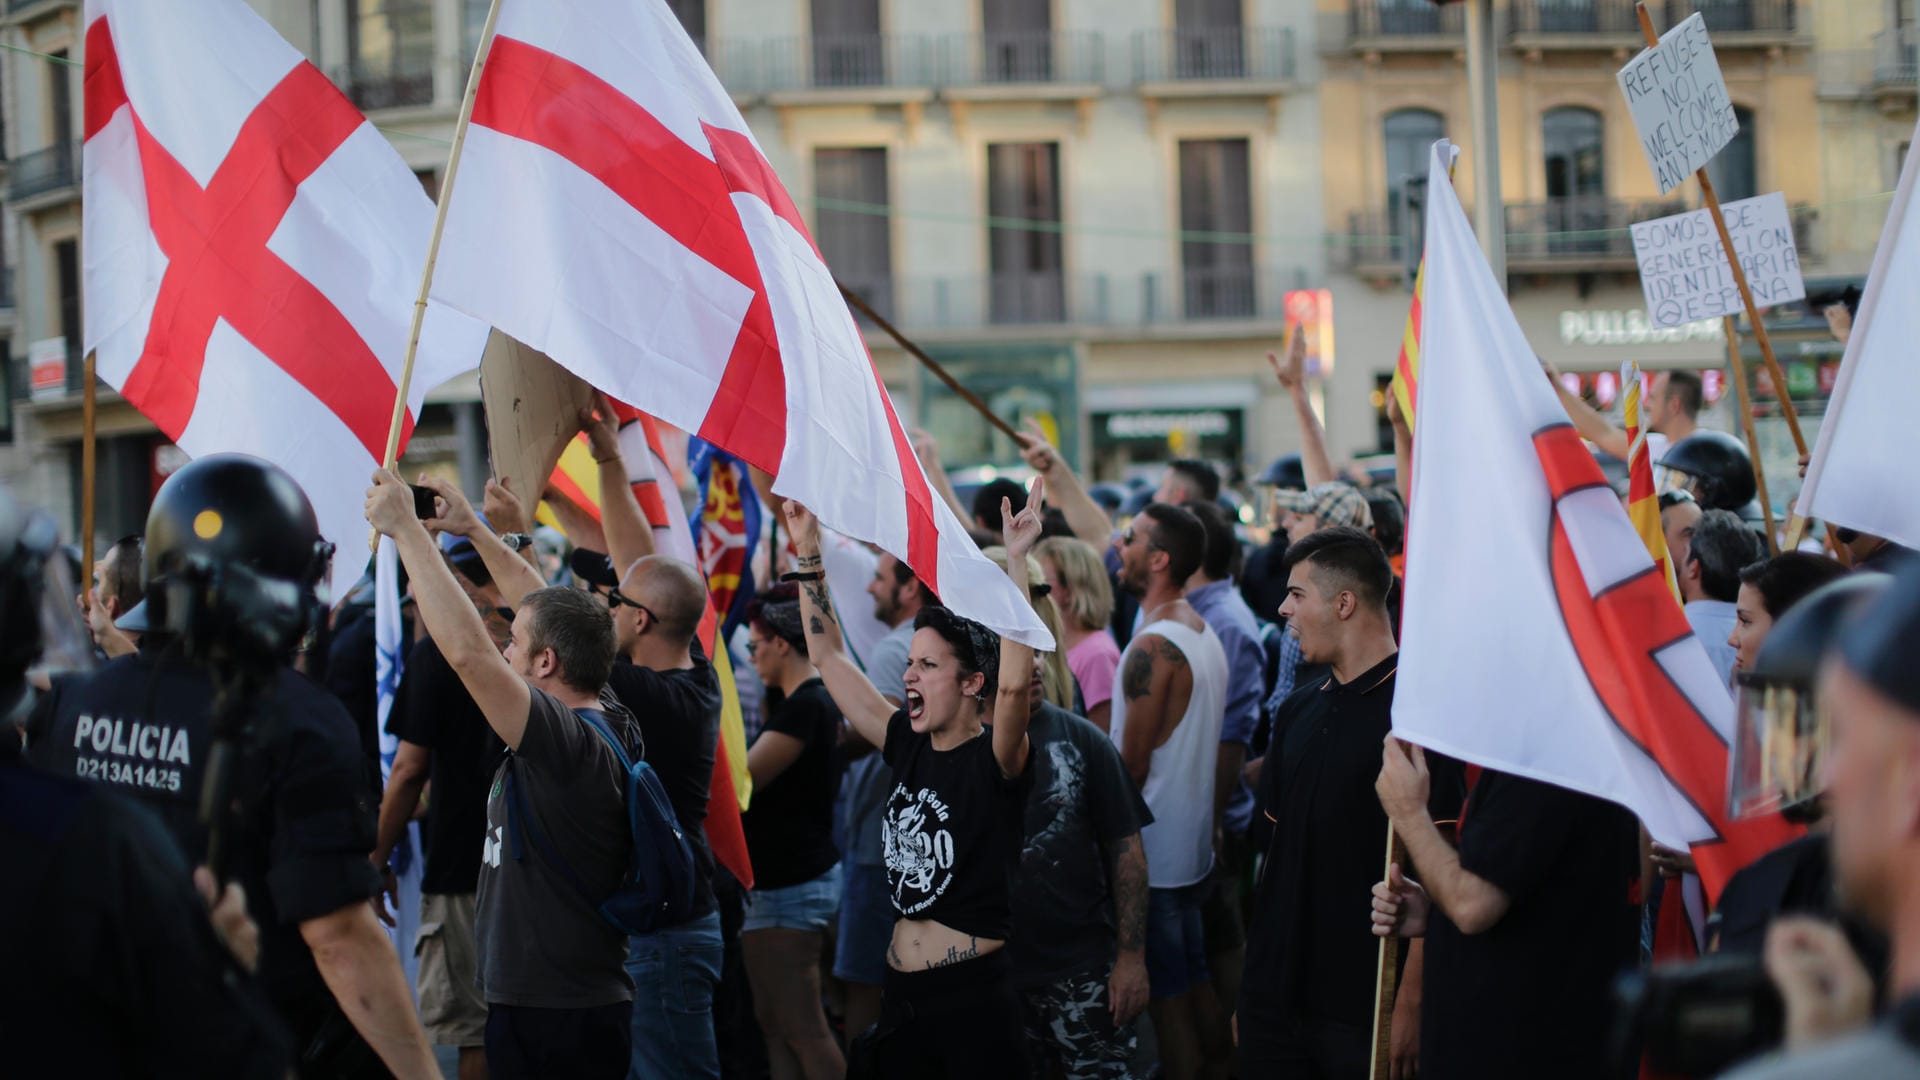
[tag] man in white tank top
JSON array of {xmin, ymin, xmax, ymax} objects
[{"xmin": 1109, "ymin": 502, "xmax": 1231, "ymax": 1080}]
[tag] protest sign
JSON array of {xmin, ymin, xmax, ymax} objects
[
  {"xmin": 1631, "ymin": 192, "xmax": 1804, "ymax": 329},
  {"xmin": 1618, "ymin": 13, "xmax": 1739, "ymax": 195}
]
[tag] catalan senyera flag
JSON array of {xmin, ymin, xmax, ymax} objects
[
  {"xmin": 1389, "ymin": 259, "xmax": 1427, "ymax": 429},
  {"xmin": 542, "ymin": 411, "xmax": 755, "ymax": 888},
  {"xmin": 1622, "ymin": 360, "xmax": 1679, "ymax": 599}
]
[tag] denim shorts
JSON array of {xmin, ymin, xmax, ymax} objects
[
  {"xmin": 833, "ymin": 862, "xmax": 894, "ymax": 985},
  {"xmin": 1145, "ymin": 881, "xmax": 1211, "ymax": 1000},
  {"xmin": 742, "ymin": 863, "xmax": 842, "ymax": 934}
]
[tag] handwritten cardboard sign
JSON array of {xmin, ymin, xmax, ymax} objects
[
  {"xmin": 1618, "ymin": 13, "xmax": 1739, "ymax": 195},
  {"xmin": 1630, "ymin": 192, "xmax": 1804, "ymax": 329}
]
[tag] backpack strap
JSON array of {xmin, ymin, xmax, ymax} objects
[{"xmin": 503, "ymin": 753, "xmax": 606, "ymax": 919}]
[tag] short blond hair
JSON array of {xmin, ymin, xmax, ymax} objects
[{"xmin": 1034, "ymin": 536, "xmax": 1114, "ymax": 632}]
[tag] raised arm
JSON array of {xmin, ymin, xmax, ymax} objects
[
  {"xmin": 1388, "ymin": 390, "xmax": 1413, "ymax": 506},
  {"xmin": 580, "ymin": 393, "xmax": 657, "ymax": 578},
  {"xmin": 417, "ymin": 474, "xmax": 544, "ymax": 609},
  {"xmin": 1270, "ymin": 325, "xmax": 1336, "ymax": 487},
  {"xmin": 541, "ymin": 483, "xmax": 609, "ymax": 555},
  {"xmin": 910, "ymin": 427, "xmax": 974, "ymax": 527},
  {"xmin": 368, "ymin": 470, "xmax": 532, "ymax": 750},
  {"xmin": 992, "ymin": 478, "xmax": 1043, "ymax": 779},
  {"xmin": 1016, "ymin": 417, "xmax": 1112, "ymax": 547},
  {"xmin": 1542, "ymin": 360, "xmax": 1629, "ymax": 461},
  {"xmin": 784, "ymin": 500, "xmax": 896, "ymax": 749},
  {"xmin": 481, "ymin": 476, "xmax": 541, "ymax": 571}
]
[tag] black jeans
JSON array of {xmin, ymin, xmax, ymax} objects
[
  {"xmin": 484, "ymin": 1001, "xmax": 630, "ymax": 1080},
  {"xmin": 1237, "ymin": 1002, "xmax": 1370, "ymax": 1079},
  {"xmin": 858, "ymin": 948, "xmax": 1032, "ymax": 1079}
]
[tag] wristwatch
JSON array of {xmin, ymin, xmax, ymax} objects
[{"xmin": 501, "ymin": 532, "xmax": 535, "ymax": 552}]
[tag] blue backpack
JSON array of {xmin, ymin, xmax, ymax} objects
[{"xmin": 505, "ymin": 707, "xmax": 697, "ymax": 935}]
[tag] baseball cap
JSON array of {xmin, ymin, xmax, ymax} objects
[{"xmin": 1274, "ymin": 482, "xmax": 1374, "ymax": 531}]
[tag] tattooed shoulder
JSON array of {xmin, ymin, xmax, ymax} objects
[
  {"xmin": 1154, "ymin": 637, "xmax": 1188, "ymax": 668},
  {"xmin": 1122, "ymin": 644, "xmax": 1155, "ymax": 700}
]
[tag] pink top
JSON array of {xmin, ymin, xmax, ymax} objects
[{"xmin": 1067, "ymin": 630, "xmax": 1123, "ymax": 711}]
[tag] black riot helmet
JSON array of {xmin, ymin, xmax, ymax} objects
[
  {"xmin": 143, "ymin": 454, "xmax": 334, "ymax": 669},
  {"xmin": 1728, "ymin": 573, "xmax": 1893, "ymax": 822},
  {"xmin": 1659, "ymin": 430, "xmax": 1757, "ymax": 513}
]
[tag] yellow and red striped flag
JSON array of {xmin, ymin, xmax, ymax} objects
[
  {"xmin": 1622, "ymin": 360, "xmax": 1679, "ymax": 599},
  {"xmin": 543, "ymin": 411, "xmax": 756, "ymax": 889},
  {"xmin": 1389, "ymin": 258, "xmax": 1427, "ymax": 430}
]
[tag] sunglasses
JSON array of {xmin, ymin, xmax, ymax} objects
[{"xmin": 594, "ymin": 584, "xmax": 654, "ymax": 621}]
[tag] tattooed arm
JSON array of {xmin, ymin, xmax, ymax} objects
[
  {"xmin": 1116, "ymin": 633, "xmax": 1189, "ymax": 787},
  {"xmin": 1104, "ymin": 832, "xmax": 1150, "ymax": 1025},
  {"xmin": 783, "ymin": 500, "xmax": 895, "ymax": 749}
]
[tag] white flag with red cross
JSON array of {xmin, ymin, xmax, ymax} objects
[
  {"xmin": 1396, "ymin": 141, "xmax": 1798, "ymax": 901},
  {"xmin": 81, "ymin": 0, "xmax": 488, "ymax": 599},
  {"xmin": 426, "ymin": 0, "xmax": 1051, "ymax": 648}
]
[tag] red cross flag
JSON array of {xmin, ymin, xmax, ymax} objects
[
  {"xmin": 1395, "ymin": 141, "xmax": 1797, "ymax": 901},
  {"xmin": 428, "ymin": 0, "xmax": 1051, "ymax": 648},
  {"xmin": 82, "ymin": 0, "xmax": 487, "ymax": 598}
]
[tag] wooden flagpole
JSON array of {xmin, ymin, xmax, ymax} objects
[
  {"xmin": 1368, "ymin": 826, "xmax": 1408, "ymax": 1080},
  {"xmin": 838, "ymin": 281, "xmax": 1025, "ymax": 444},
  {"xmin": 1722, "ymin": 318, "xmax": 1778, "ymax": 554},
  {"xmin": 370, "ymin": 0, "xmax": 505, "ymax": 549},
  {"xmin": 1633, "ymin": 3, "xmax": 1806, "ymax": 466},
  {"xmin": 80, "ymin": 350, "xmax": 97, "ymax": 580}
]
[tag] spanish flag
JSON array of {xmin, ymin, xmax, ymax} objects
[
  {"xmin": 545, "ymin": 410, "xmax": 756, "ymax": 890},
  {"xmin": 1622, "ymin": 360, "xmax": 1679, "ymax": 600}
]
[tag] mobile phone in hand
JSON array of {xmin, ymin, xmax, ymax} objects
[{"xmin": 410, "ymin": 484, "xmax": 437, "ymax": 521}]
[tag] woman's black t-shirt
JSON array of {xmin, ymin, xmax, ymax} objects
[
  {"xmin": 880, "ymin": 708, "xmax": 1030, "ymax": 941},
  {"xmin": 742, "ymin": 679, "xmax": 844, "ymax": 890}
]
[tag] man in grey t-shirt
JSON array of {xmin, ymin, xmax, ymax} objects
[{"xmin": 371, "ymin": 473, "xmax": 635, "ymax": 1079}]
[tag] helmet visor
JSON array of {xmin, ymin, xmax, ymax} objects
[{"xmin": 1727, "ymin": 674, "xmax": 1827, "ymax": 819}]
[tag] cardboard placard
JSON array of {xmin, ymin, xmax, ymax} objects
[
  {"xmin": 478, "ymin": 330, "xmax": 596, "ymax": 502},
  {"xmin": 1618, "ymin": 13, "xmax": 1739, "ymax": 195},
  {"xmin": 1630, "ymin": 192, "xmax": 1804, "ymax": 329}
]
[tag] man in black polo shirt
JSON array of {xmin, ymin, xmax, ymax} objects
[
  {"xmin": 1239, "ymin": 527, "xmax": 1464, "ymax": 1078},
  {"xmin": 578, "ymin": 405, "xmax": 728, "ymax": 1079},
  {"xmin": 1373, "ymin": 747, "xmax": 1640, "ymax": 1079}
]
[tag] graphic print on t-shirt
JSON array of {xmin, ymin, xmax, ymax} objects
[
  {"xmin": 884, "ymin": 782, "xmax": 957, "ymax": 914},
  {"xmin": 1023, "ymin": 738, "xmax": 1086, "ymax": 867}
]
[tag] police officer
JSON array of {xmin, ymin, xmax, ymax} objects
[
  {"xmin": 1661, "ymin": 430, "xmax": 1764, "ymax": 523},
  {"xmin": 1, "ymin": 482, "xmax": 294, "ymax": 1076},
  {"xmin": 27, "ymin": 455, "xmax": 437, "ymax": 1079}
]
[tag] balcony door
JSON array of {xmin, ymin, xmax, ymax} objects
[
  {"xmin": 1543, "ymin": 106, "xmax": 1605, "ymax": 254},
  {"xmin": 983, "ymin": 0, "xmax": 1051, "ymax": 82}
]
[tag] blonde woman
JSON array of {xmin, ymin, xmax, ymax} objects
[{"xmin": 1034, "ymin": 537, "xmax": 1121, "ymax": 732}]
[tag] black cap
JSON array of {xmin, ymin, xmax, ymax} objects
[
  {"xmin": 570, "ymin": 548, "xmax": 619, "ymax": 590},
  {"xmin": 1256, "ymin": 453, "xmax": 1306, "ymax": 490},
  {"xmin": 1661, "ymin": 431, "xmax": 1757, "ymax": 512},
  {"xmin": 1839, "ymin": 562, "xmax": 1920, "ymax": 714}
]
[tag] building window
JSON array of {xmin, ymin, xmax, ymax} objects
[
  {"xmin": 666, "ymin": 0, "xmax": 706, "ymax": 53},
  {"xmin": 55, "ymin": 238, "xmax": 80, "ymax": 360},
  {"xmin": 814, "ymin": 148, "xmax": 892, "ymax": 321},
  {"xmin": 1542, "ymin": 106, "xmax": 1605, "ymax": 254},
  {"xmin": 347, "ymin": 0, "xmax": 434, "ymax": 110},
  {"xmin": 1706, "ymin": 106, "xmax": 1757, "ymax": 203},
  {"xmin": 1179, "ymin": 138, "xmax": 1254, "ymax": 319},
  {"xmin": 812, "ymin": 0, "xmax": 883, "ymax": 88},
  {"xmin": 1384, "ymin": 109, "xmax": 1445, "ymax": 260},
  {"xmin": 982, "ymin": 0, "xmax": 1052, "ymax": 83},
  {"xmin": 986, "ymin": 143, "xmax": 1064, "ymax": 324},
  {"xmin": 1174, "ymin": 0, "xmax": 1245, "ymax": 79}
]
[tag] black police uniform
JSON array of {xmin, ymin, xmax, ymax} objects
[
  {"xmin": 27, "ymin": 641, "xmax": 387, "ymax": 1071},
  {"xmin": 1, "ymin": 733, "xmax": 292, "ymax": 1077}
]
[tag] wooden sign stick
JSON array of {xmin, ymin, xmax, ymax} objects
[
  {"xmin": 81, "ymin": 350, "xmax": 97, "ymax": 579},
  {"xmin": 1723, "ymin": 317, "xmax": 1778, "ymax": 554},
  {"xmin": 1633, "ymin": 2, "xmax": 1808, "ymax": 470},
  {"xmin": 1368, "ymin": 825, "xmax": 1409, "ymax": 1080}
]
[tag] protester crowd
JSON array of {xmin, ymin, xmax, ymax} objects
[{"xmin": 6, "ymin": 324, "xmax": 1920, "ymax": 1080}]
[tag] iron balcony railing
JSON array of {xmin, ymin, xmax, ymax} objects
[
  {"xmin": 334, "ymin": 65, "xmax": 436, "ymax": 111},
  {"xmin": 1514, "ymin": 0, "xmax": 1795, "ymax": 36},
  {"xmin": 8, "ymin": 140, "xmax": 78, "ymax": 202},
  {"xmin": 942, "ymin": 30, "xmax": 1106, "ymax": 87},
  {"xmin": 1350, "ymin": 0, "xmax": 1465, "ymax": 38},
  {"xmin": 879, "ymin": 267, "xmax": 1308, "ymax": 331},
  {"xmin": 741, "ymin": 33, "xmax": 939, "ymax": 93},
  {"xmin": 1875, "ymin": 27, "xmax": 1918, "ymax": 90},
  {"xmin": 1132, "ymin": 26, "xmax": 1296, "ymax": 83}
]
